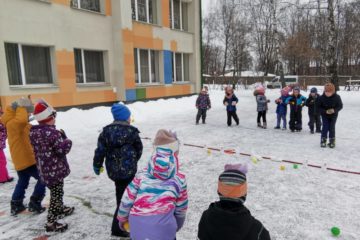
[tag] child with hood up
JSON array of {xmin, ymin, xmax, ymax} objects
[
  {"xmin": 196, "ymin": 87, "xmax": 211, "ymax": 124},
  {"xmin": 285, "ymin": 86, "xmax": 307, "ymax": 132},
  {"xmin": 318, "ymin": 83, "xmax": 343, "ymax": 148},
  {"xmin": 305, "ymin": 87, "xmax": 322, "ymax": 134},
  {"xmin": 223, "ymin": 87, "xmax": 239, "ymax": 126},
  {"xmin": 93, "ymin": 103, "xmax": 143, "ymax": 238},
  {"xmin": 254, "ymin": 86, "xmax": 270, "ymax": 129},
  {"xmin": 30, "ymin": 100, "xmax": 74, "ymax": 232},
  {"xmin": 274, "ymin": 87, "xmax": 290, "ymax": 130},
  {"xmin": 117, "ymin": 129, "xmax": 188, "ymax": 240},
  {"xmin": 0, "ymin": 107, "xmax": 14, "ymax": 183},
  {"xmin": 198, "ymin": 164, "xmax": 270, "ymax": 240}
]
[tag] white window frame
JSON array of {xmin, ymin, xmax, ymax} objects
[
  {"xmin": 8, "ymin": 43, "xmax": 53, "ymax": 86},
  {"xmin": 173, "ymin": 52, "xmax": 187, "ymax": 82},
  {"xmin": 74, "ymin": 0, "xmax": 101, "ymax": 13},
  {"xmin": 134, "ymin": 48, "xmax": 158, "ymax": 84},
  {"xmin": 170, "ymin": 0, "xmax": 183, "ymax": 30},
  {"xmin": 132, "ymin": 0, "xmax": 153, "ymax": 24},
  {"xmin": 75, "ymin": 49, "xmax": 105, "ymax": 84}
]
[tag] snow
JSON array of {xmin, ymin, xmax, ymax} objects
[{"xmin": 1, "ymin": 86, "xmax": 360, "ymax": 240}]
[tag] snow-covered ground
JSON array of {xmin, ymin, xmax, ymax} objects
[{"xmin": 1, "ymin": 86, "xmax": 359, "ymax": 240}]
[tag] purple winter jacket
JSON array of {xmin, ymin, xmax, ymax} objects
[
  {"xmin": 30, "ymin": 125, "xmax": 72, "ymax": 187},
  {"xmin": 0, "ymin": 122, "xmax": 6, "ymax": 149}
]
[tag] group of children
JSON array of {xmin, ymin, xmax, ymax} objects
[
  {"xmin": 0, "ymin": 98, "xmax": 270, "ymax": 239},
  {"xmin": 195, "ymin": 82, "xmax": 343, "ymax": 148}
]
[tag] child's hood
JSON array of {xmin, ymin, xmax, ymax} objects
[{"xmin": 148, "ymin": 147, "xmax": 179, "ymax": 180}]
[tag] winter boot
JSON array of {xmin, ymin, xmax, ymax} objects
[
  {"xmin": 262, "ymin": 122, "xmax": 267, "ymax": 129},
  {"xmin": 310, "ymin": 128, "xmax": 314, "ymax": 134},
  {"xmin": 28, "ymin": 196, "xmax": 46, "ymax": 214},
  {"xmin": 257, "ymin": 123, "xmax": 262, "ymax": 128},
  {"xmin": 58, "ymin": 206, "xmax": 75, "ymax": 220},
  {"xmin": 45, "ymin": 221, "xmax": 68, "ymax": 233},
  {"xmin": 10, "ymin": 200, "xmax": 26, "ymax": 216},
  {"xmin": 328, "ymin": 138, "xmax": 336, "ymax": 148},
  {"xmin": 274, "ymin": 126, "xmax": 280, "ymax": 129},
  {"xmin": 321, "ymin": 138, "xmax": 327, "ymax": 148}
]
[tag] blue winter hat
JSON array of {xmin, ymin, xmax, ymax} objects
[
  {"xmin": 111, "ymin": 103, "xmax": 131, "ymax": 121},
  {"xmin": 310, "ymin": 87, "xmax": 318, "ymax": 93}
]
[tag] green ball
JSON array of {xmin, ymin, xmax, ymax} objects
[
  {"xmin": 293, "ymin": 164, "xmax": 298, "ymax": 169},
  {"xmin": 331, "ymin": 227, "xmax": 340, "ymax": 236}
]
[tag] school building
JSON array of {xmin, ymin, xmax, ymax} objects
[{"xmin": 0, "ymin": 0, "xmax": 201, "ymax": 108}]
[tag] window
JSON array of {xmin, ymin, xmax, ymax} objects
[
  {"xmin": 131, "ymin": 0, "xmax": 157, "ymax": 24},
  {"xmin": 169, "ymin": 0, "xmax": 188, "ymax": 30},
  {"xmin": 71, "ymin": 0, "xmax": 101, "ymax": 13},
  {"xmin": 172, "ymin": 52, "xmax": 189, "ymax": 82},
  {"xmin": 74, "ymin": 49, "xmax": 105, "ymax": 84},
  {"xmin": 134, "ymin": 48, "xmax": 160, "ymax": 84},
  {"xmin": 5, "ymin": 43, "xmax": 53, "ymax": 86}
]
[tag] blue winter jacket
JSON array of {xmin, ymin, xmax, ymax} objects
[
  {"xmin": 275, "ymin": 96, "xmax": 288, "ymax": 115},
  {"xmin": 93, "ymin": 121, "xmax": 143, "ymax": 181},
  {"xmin": 285, "ymin": 95, "xmax": 307, "ymax": 112},
  {"xmin": 223, "ymin": 94, "xmax": 239, "ymax": 112}
]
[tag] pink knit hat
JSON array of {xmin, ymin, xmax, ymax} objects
[{"xmin": 153, "ymin": 129, "xmax": 180, "ymax": 153}]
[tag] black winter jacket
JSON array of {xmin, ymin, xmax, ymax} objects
[
  {"xmin": 198, "ymin": 201, "xmax": 271, "ymax": 240},
  {"xmin": 305, "ymin": 94, "xmax": 321, "ymax": 116},
  {"xmin": 318, "ymin": 93, "xmax": 343, "ymax": 117}
]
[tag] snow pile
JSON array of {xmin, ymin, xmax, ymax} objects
[{"xmin": 0, "ymin": 88, "xmax": 359, "ymax": 240}]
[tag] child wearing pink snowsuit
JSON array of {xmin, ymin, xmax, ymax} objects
[
  {"xmin": 118, "ymin": 129, "xmax": 188, "ymax": 240},
  {"xmin": 0, "ymin": 108, "xmax": 13, "ymax": 183}
]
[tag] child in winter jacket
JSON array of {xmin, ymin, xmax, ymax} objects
[
  {"xmin": 285, "ymin": 87, "xmax": 307, "ymax": 132},
  {"xmin": 118, "ymin": 129, "xmax": 188, "ymax": 240},
  {"xmin": 318, "ymin": 83, "xmax": 343, "ymax": 148},
  {"xmin": 198, "ymin": 164, "xmax": 270, "ymax": 240},
  {"xmin": 0, "ymin": 107, "xmax": 13, "ymax": 183},
  {"xmin": 2, "ymin": 97, "xmax": 46, "ymax": 216},
  {"xmin": 223, "ymin": 87, "xmax": 239, "ymax": 126},
  {"xmin": 274, "ymin": 87, "xmax": 290, "ymax": 130},
  {"xmin": 254, "ymin": 86, "xmax": 270, "ymax": 129},
  {"xmin": 93, "ymin": 103, "xmax": 143, "ymax": 238},
  {"xmin": 305, "ymin": 87, "xmax": 322, "ymax": 134},
  {"xmin": 196, "ymin": 87, "xmax": 211, "ymax": 124},
  {"xmin": 30, "ymin": 100, "xmax": 74, "ymax": 232}
]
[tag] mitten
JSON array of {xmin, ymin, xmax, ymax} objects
[
  {"xmin": 93, "ymin": 166, "xmax": 104, "ymax": 175},
  {"xmin": 59, "ymin": 129, "xmax": 67, "ymax": 139},
  {"xmin": 326, "ymin": 109, "xmax": 335, "ymax": 114}
]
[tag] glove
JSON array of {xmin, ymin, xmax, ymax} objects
[
  {"xmin": 11, "ymin": 101, "xmax": 19, "ymax": 110},
  {"xmin": 16, "ymin": 97, "xmax": 34, "ymax": 113},
  {"xmin": 93, "ymin": 166, "xmax": 104, "ymax": 175},
  {"xmin": 326, "ymin": 109, "xmax": 335, "ymax": 114},
  {"xmin": 231, "ymin": 101, "xmax": 237, "ymax": 106},
  {"xmin": 208, "ymin": 106, "xmax": 211, "ymax": 110},
  {"xmin": 118, "ymin": 221, "xmax": 129, "ymax": 232},
  {"xmin": 59, "ymin": 129, "xmax": 67, "ymax": 139},
  {"xmin": 224, "ymin": 102, "xmax": 228, "ymax": 106},
  {"xmin": 267, "ymin": 100, "xmax": 270, "ymax": 103}
]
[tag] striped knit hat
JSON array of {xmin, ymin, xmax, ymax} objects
[{"xmin": 217, "ymin": 164, "xmax": 247, "ymax": 203}]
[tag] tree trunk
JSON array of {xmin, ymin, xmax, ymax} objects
[{"xmin": 327, "ymin": 0, "xmax": 339, "ymax": 90}]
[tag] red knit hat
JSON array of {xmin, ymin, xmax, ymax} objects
[{"xmin": 34, "ymin": 101, "xmax": 56, "ymax": 124}]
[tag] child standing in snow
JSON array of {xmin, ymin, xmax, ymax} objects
[
  {"xmin": 0, "ymin": 107, "xmax": 14, "ymax": 184},
  {"xmin": 30, "ymin": 100, "xmax": 74, "ymax": 232},
  {"xmin": 223, "ymin": 87, "xmax": 239, "ymax": 126},
  {"xmin": 118, "ymin": 129, "xmax": 188, "ymax": 240},
  {"xmin": 196, "ymin": 87, "xmax": 211, "ymax": 124},
  {"xmin": 198, "ymin": 164, "xmax": 270, "ymax": 240},
  {"xmin": 254, "ymin": 86, "xmax": 270, "ymax": 129},
  {"xmin": 93, "ymin": 103, "xmax": 143, "ymax": 238},
  {"xmin": 318, "ymin": 83, "xmax": 343, "ymax": 148},
  {"xmin": 305, "ymin": 87, "xmax": 322, "ymax": 134},
  {"xmin": 285, "ymin": 86, "xmax": 307, "ymax": 132},
  {"xmin": 274, "ymin": 87, "xmax": 290, "ymax": 130}
]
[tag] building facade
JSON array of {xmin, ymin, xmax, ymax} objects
[{"xmin": 0, "ymin": 0, "xmax": 201, "ymax": 108}]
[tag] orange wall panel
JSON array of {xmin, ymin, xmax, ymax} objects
[
  {"xmin": 105, "ymin": 0, "xmax": 112, "ymax": 16},
  {"xmin": 146, "ymin": 87, "xmax": 166, "ymax": 99},
  {"xmin": 52, "ymin": 0, "xmax": 69, "ymax": 6},
  {"xmin": 170, "ymin": 40, "xmax": 178, "ymax": 52},
  {"xmin": 132, "ymin": 23, "xmax": 153, "ymax": 38},
  {"xmin": 162, "ymin": 0, "xmax": 170, "ymax": 28}
]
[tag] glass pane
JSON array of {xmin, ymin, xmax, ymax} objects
[
  {"xmin": 169, "ymin": 0, "xmax": 172, "ymax": 27},
  {"xmin": 80, "ymin": 0, "xmax": 100, "ymax": 12},
  {"xmin": 74, "ymin": 49, "xmax": 84, "ymax": 83},
  {"xmin": 137, "ymin": 0, "xmax": 147, "ymax": 22},
  {"xmin": 176, "ymin": 53, "xmax": 182, "ymax": 82},
  {"xmin": 131, "ymin": 0, "xmax": 136, "ymax": 20},
  {"xmin": 173, "ymin": 0, "xmax": 181, "ymax": 29},
  {"xmin": 134, "ymin": 49, "xmax": 139, "ymax": 84},
  {"xmin": 84, "ymin": 50, "xmax": 105, "ymax": 83},
  {"xmin": 171, "ymin": 52, "xmax": 174, "ymax": 82},
  {"xmin": 181, "ymin": 2, "xmax": 188, "ymax": 31},
  {"xmin": 4, "ymin": 43, "xmax": 22, "ymax": 85},
  {"xmin": 149, "ymin": 0, "xmax": 157, "ymax": 24},
  {"xmin": 22, "ymin": 45, "xmax": 52, "ymax": 84},
  {"xmin": 183, "ymin": 54, "xmax": 189, "ymax": 81},
  {"xmin": 140, "ymin": 49, "xmax": 149, "ymax": 83},
  {"xmin": 150, "ymin": 50, "xmax": 159, "ymax": 83}
]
